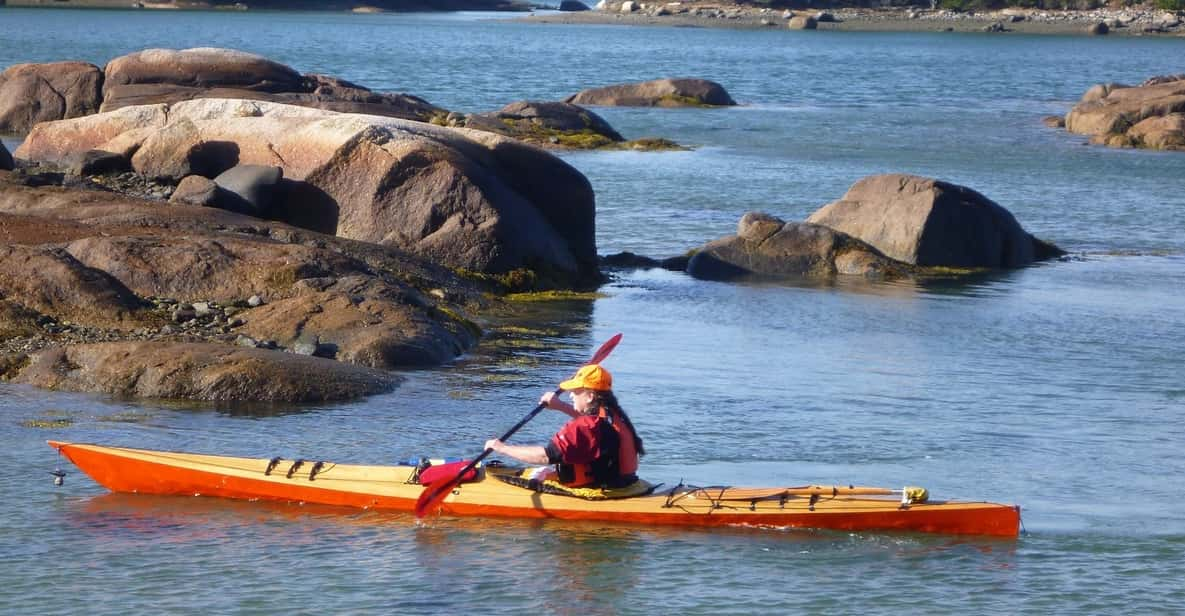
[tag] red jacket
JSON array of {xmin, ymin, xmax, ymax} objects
[{"xmin": 545, "ymin": 409, "xmax": 639, "ymax": 487}]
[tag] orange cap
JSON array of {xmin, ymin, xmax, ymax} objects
[{"xmin": 558, "ymin": 364, "xmax": 612, "ymax": 391}]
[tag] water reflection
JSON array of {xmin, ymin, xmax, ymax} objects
[
  {"xmin": 533, "ymin": 524, "xmax": 647, "ymax": 614},
  {"xmin": 604, "ymin": 262, "xmax": 1041, "ymax": 303},
  {"xmin": 156, "ymin": 396, "xmax": 341, "ymax": 418},
  {"xmin": 435, "ymin": 294, "xmax": 598, "ymax": 396},
  {"xmin": 64, "ymin": 492, "xmax": 386, "ymax": 542}
]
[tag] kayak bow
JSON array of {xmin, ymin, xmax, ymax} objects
[{"xmin": 47, "ymin": 441, "xmax": 1020, "ymax": 537}]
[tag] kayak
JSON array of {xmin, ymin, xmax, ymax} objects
[{"xmin": 47, "ymin": 441, "xmax": 1021, "ymax": 537}]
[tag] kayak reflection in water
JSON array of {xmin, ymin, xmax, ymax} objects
[{"xmin": 484, "ymin": 364, "xmax": 646, "ymax": 489}]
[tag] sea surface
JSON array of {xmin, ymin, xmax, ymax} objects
[{"xmin": 2, "ymin": 8, "xmax": 1185, "ymax": 614}]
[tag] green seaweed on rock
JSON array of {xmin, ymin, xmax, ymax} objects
[
  {"xmin": 657, "ymin": 94, "xmax": 718, "ymax": 107},
  {"xmin": 21, "ymin": 418, "xmax": 74, "ymax": 429},
  {"xmin": 505, "ymin": 290, "xmax": 607, "ymax": 302}
]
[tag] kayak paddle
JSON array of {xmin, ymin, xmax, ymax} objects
[{"xmin": 413, "ymin": 332, "xmax": 623, "ymax": 518}]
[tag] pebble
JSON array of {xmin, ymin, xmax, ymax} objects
[
  {"xmin": 291, "ymin": 339, "xmax": 319, "ymax": 356},
  {"xmin": 0, "ymin": 293, "xmax": 263, "ymax": 356}
]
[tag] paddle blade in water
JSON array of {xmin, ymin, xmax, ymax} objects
[{"xmin": 414, "ymin": 476, "xmax": 460, "ymax": 518}]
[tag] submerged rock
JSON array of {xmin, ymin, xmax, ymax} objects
[
  {"xmin": 1042, "ymin": 115, "xmax": 1065, "ymax": 128},
  {"xmin": 687, "ymin": 212, "xmax": 909, "ymax": 281},
  {"xmin": 565, "ymin": 78, "xmax": 736, "ymax": 107},
  {"xmin": 464, "ymin": 101, "xmax": 624, "ymax": 149}
]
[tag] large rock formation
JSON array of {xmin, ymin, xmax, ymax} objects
[
  {"xmin": 100, "ymin": 48, "xmax": 446, "ymax": 123},
  {"xmin": 12, "ymin": 103, "xmax": 168, "ymax": 164},
  {"xmin": 806, "ymin": 174, "xmax": 1062, "ymax": 268},
  {"xmin": 14, "ymin": 98, "xmax": 599, "ymax": 286},
  {"xmin": 0, "ymin": 171, "xmax": 484, "ymax": 402},
  {"xmin": 687, "ymin": 212, "xmax": 909, "ymax": 281},
  {"xmin": 0, "ymin": 49, "xmax": 446, "ymax": 134},
  {"xmin": 236, "ymin": 280, "xmax": 469, "ymax": 368},
  {"xmin": 55, "ymin": 232, "xmax": 474, "ymax": 370},
  {"xmin": 0, "ymin": 62, "xmax": 103, "ymax": 134},
  {"xmin": 2, "ymin": 49, "xmax": 658, "ymax": 153},
  {"xmin": 0, "ymin": 243, "xmax": 146, "ymax": 329},
  {"xmin": 1064, "ymin": 74, "xmax": 1185, "ymax": 150},
  {"xmin": 565, "ymin": 78, "xmax": 736, "ymax": 107},
  {"xmin": 8, "ymin": 342, "xmax": 399, "ymax": 402},
  {"xmin": 103, "ymin": 47, "xmax": 303, "ymax": 96}
]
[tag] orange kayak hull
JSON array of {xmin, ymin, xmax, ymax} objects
[{"xmin": 47, "ymin": 441, "xmax": 1020, "ymax": 537}]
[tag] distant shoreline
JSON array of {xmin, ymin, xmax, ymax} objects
[
  {"xmin": 512, "ymin": 5, "xmax": 1185, "ymax": 37},
  {"xmin": 0, "ymin": 0, "xmax": 532, "ymax": 12},
  {"xmin": 3, "ymin": 0, "xmax": 1184, "ymax": 38}
]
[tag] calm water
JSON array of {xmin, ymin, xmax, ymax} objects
[{"xmin": 3, "ymin": 8, "xmax": 1185, "ymax": 614}]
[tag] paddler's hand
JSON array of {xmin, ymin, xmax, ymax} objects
[
  {"xmin": 541, "ymin": 391, "xmax": 579, "ymax": 418},
  {"xmin": 484, "ymin": 439, "xmax": 504, "ymax": 453}
]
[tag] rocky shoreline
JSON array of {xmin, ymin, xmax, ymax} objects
[
  {"xmin": 0, "ymin": 167, "xmax": 488, "ymax": 401},
  {"xmin": 518, "ymin": 4, "xmax": 1185, "ymax": 36},
  {"xmin": 0, "ymin": 45, "xmax": 1106, "ymax": 405},
  {"xmin": 0, "ymin": 50, "xmax": 757, "ymax": 406}
]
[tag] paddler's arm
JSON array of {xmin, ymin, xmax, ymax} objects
[
  {"xmin": 484, "ymin": 439, "xmax": 550, "ymax": 465},
  {"xmin": 540, "ymin": 391, "xmax": 579, "ymax": 418}
]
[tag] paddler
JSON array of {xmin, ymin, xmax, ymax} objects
[{"xmin": 485, "ymin": 364, "xmax": 645, "ymax": 488}]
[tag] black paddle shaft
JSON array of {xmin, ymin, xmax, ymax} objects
[
  {"xmin": 416, "ymin": 389, "xmax": 559, "ymax": 510},
  {"xmin": 457, "ymin": 388, "xmax": 558, "ymax": 479}
]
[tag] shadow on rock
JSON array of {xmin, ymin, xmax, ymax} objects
[{"xmin": 268, "ymin": 178, "xmax": 340, "ymax": 235}]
